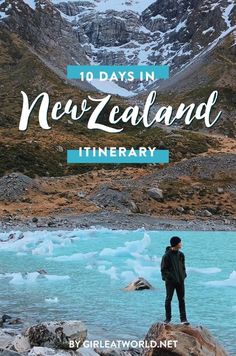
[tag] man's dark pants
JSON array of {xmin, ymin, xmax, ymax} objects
[{"xmin": 165, "ymin": 280, "xmax": 186, "ymax": 321}]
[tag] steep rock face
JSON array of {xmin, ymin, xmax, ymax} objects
[
  {"xmin": 54, "ymin": 0, "xmax": 236, "ymax": 88},
  {"xmin": 0, "ymin": 0, "xmax": 235, "ymax": 95},
  {"xmin": 85, "ymin": 16, "xmax": 130, "ymax": 47},
  {"xmin": 0, "ymin": 0, "xmax": 89, "ymax": 78}
]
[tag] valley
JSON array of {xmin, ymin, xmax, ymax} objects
[{"xmin": 0, "ymin": 0, "xmax": 235, "ymax": 226}]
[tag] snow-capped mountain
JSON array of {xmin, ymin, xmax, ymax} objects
[
  {"xmin": 0, "ymin": 0, "xmax": 235, "ymax": 95},
  {"xmin": 53, "ymin": 0, "xmax": 156, "ymax": 14},
  {"xmin": 55, "ymin": 0, "xmax": 235, "ymax": 67},
  {"xmin": 54, "ymin": 0, "xmax": 236, "ymax": 93}
]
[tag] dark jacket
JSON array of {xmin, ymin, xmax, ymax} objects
[{"xmin": 161, "ymin": 246, "xmax": 187, "ymax": 283}]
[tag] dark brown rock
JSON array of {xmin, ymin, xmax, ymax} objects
[
  {"xmin": 143, "ymin": 322, "xmax": 228, "ymax": 356},
  {"xmin": 24, "ymin": 321, "xmax": 87, "ymax": 350},
  {"xmin": 123, "ymin": 277, "xmax": 154, "ymax": 291}
]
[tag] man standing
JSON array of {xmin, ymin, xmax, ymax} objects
[{"xmin": 161, "ymin": 236, "xmax": 189, "ymax": 325}]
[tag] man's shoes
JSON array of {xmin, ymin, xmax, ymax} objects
[
  {"xmin": 181, "ymin": 319, "xmax": 190, "ymax": 325},
  {"xmin": 163, "ymin": 319, "xmax": 171, "ymax": 324}
]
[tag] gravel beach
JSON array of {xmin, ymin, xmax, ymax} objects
[{"xmin": 0, "ymin": 211, "xmax": 235, "ymax": 232}]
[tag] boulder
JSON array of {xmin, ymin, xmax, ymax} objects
[
  {"xmin": 129, "ymin": 201, "xmax": 139, "ymax": 213},
  {"xmin": 12, "ymin": 334, "xmax": 31, "ymax": 353},
  {"xmin": 123, "ymin": 278, "xmax": 154, "ymax": 291},
  {"xmin": 24, "ymin": 321, "xmax": 87, "ymax": 350},
  {"xmin": 200, "ymin": 210, "xmax": 213, "ymax": 217},
  {"xmin": 28, "ymin": 346, "xmax": 70, "ymax": 355},
  {"xmin": 143, "ymin": 322, "xmax": 228, "ymax": 356},
  {"xmin": 77, "ymin": 347, "xmax": 101, "ymax": 356},
  {"xmin": 89, "ymin": 185, "xmax": 130, "ymax": 211},
  {"xmin": 36, "ymin": 269, "xmax": 47, "ymax": 275},
  {"xmin": 56, "ymin": 146, "xmax": 64, "ymax": 153},
  {"xmin": 77, "ymin": 191, "xmax": 86, "ymax": 198},
  {"xmin": 7, "ymin": 319, "xmax": 22, "ymax": 326},
  {"xmin": 1, "ymin": 315, "xmax": 12, "ymax": 323},
  {"xmin": 147, "ymin": 188, "xmax": 163, "ymax": 202},
  {"xmin": 176, "ymin": 207, "xmax": 185, "ymax": 213},
  {"xmin": 0, "ymin": 351, "xmax": 22, "ymax": 356},
  {"xmin": 0, "ymin": 329, "xmax": 18, "ymax": 349},
  {"xmin": 1, "ymin": 315, "xmax": 23, "ymax": 328}
]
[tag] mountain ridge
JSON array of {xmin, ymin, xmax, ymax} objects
[{"xmin": 0, "ymin": 0, "xmax": 235, "ymax": 95}]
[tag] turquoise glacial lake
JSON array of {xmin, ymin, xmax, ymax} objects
[{"xmin": 0, "ymin": 229, "xmax": 235, "ymax": 354}]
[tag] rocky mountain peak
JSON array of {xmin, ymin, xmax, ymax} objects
[
  {"xmin": 0, "ymin": 0, "xmax": 235, "ymax": 95},
  {"xmin": 52, "ymin": 0, "xmax": 235, "ymax": 93}
]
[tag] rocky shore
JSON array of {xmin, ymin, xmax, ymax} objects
[
  {"xmin": 0, "ymin": 211, "xmax": 235, "ymax": 233},
  {"xmin": 0, "ymin": 317, "xmax": 229, "ymax": 356},
  {"xmin": 0, "ymin": 151, "xmax": 235, "ymax": 233}
]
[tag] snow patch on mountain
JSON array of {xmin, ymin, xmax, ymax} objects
[
  {"xmin": 0, "ymin": 0, "xmax": 9, "ymax": 19},
  {"xmin": 0, "ymin": 11, "xmax": 6, "ymax": 19},
  {"xmin": 203, "ymin": 27, "xmax": 215, "ymax": 35},
  {"xmin": 175, "ymin": 19, "xmax": 187, "ymax": 32},
  {"xmin": 52, "ymin": 0, "xmax": 155, "ymax": 14},
  {"xmin": 52, "ymin": 0, "xmax": 236, "ymax": 96},
  {"xmin": 23, "ymin": 0, "xmax": 36, "ymax": 9},
  {"xmin": 222, "ymin": 1, "xmax": 234, "ymax": 28},
  {"xmin": 151, "ymin": 14, "xmax": 166, "ymax": 20}
]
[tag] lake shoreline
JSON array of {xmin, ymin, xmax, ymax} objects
[{"xmin": 0, "ymin": 211, "xmax": 235, "ymax": 232}]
